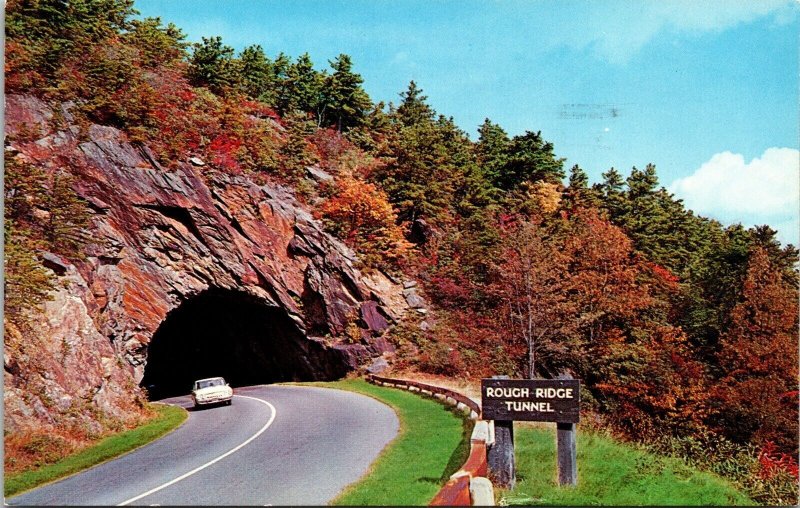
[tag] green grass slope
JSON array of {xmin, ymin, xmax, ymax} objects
[
  {"xmin": 4, "ymin": 404, "xmax": 187, "ymax": 498},
  {"xmin": 502, "ymin": 426, "xmax": 754, "ymax": 506}
]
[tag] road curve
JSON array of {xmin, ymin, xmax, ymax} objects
[{"xmin": 7, "ymin": 384, "xmax": 400, "ymax": 506}]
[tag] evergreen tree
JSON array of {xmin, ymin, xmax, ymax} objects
[
  {"xmin": 238, "ymin": 44, "xmax": 274, "ymax": 100},
  {"xmin": 187, "ymin": 36, "xmax": 240, "ymax": 94},
  {"xmin": 325, "ymin": 54, "xmax": 372, "ymax": 132},
  {"xmin": 124, "ymin": 17, "xmax": 187, "ymax": 69},
  {"xmin": 497, "ymin": 130, "xmax": 565, "ymax": 190},
  {"xmin": 562, "ymin": 164, "xmax": 599, "ymax": 210},
  {"xmin": 475, "ymin": 118, "xmax": 510, "ymax": 188},
  {"xmin": 395, "ymin": 80, "xmax": 434, "ymax": 126},
  {"xmin": 43, "ymin": 171, "xmax": 90, "ymax": 258},
  {"xmin": 375, "ymin": 81, "xmax": 467, "ymax": 227},
  {"xmin": 278, "ymin": 112, "xmax": 318, "ymax": 181},
  {"xmin": 4, "ymin": 219, "xmax": 55, "ymax": 321},
  {"xmin": 6, "ymin": 0, "xmax": 137, "ymax": 82}
]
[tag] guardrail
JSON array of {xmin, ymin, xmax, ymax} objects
[{"xmin": 366, "ymin": 374, "xmax": 495, "ymax": 506}]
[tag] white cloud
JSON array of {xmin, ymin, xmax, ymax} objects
[
  {"xmin": 559, "ymin": 0, "xmax": 794, "ymax": 64},
  {"xmin": 669, "ymin": 147, "xmax": 800, "ymax": 246}
]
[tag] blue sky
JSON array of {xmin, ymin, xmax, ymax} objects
[{"xmin": 135, "ymin": 0, "xmax": 799, "ymax": 245}]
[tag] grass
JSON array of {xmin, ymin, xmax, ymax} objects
[
  {"xmin": 300, "ymin": 378, "xmax": 472, "ymax": 506},
  {"xmin": 500, "ymin": 425, "xmax": 754, "ymax": 506},
  {"xmin": 4, "ymin": 404, "xmax": 187, "ymax": 498}
]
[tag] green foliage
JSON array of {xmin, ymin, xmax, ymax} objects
[
  {"xmin": 123, "ymin": 17, "xmax": 187, "ymax": 69},
  {"xmin": 6, "ymin": 0, "xmax": 137, "ymax": 87},
  {"xmin": 187, "ymin": 36, "xmax": 240, "ymax": 94},
  {"xmin": 42, "ymin": 171, "xmax": 91, "ymax": 258},
  {"xmin": 372, "ymin": 82, "xmax": 474, "ymax": 226},
  {"xmin": 4, "ymin": 154, "xmax": 89, "ymax": 321},
  {"xmin": 278, "ymin": 112, "xmax": 319, "ymax": 181},
  {"xmin": 276, "ymin": 52, "xmax": 325, "ymax": 118},
  {"xmin": 500, "ymin": 130, "xmax": 565, "ymax": 189},
  {"xmin": 324, "ymin": 53, "xmax": 372, "ymax": 132},
  {"xmin": 4, "ymin": 219, "xmax": 55, "ymax": 321},
  {"xmin": 237, "ymin": 45, "xmax": 274, "ymax": 101}
]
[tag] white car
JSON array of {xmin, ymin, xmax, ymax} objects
[{"xmin": 191, "ymin": 377, "xmax": 233, "ymax": 408}]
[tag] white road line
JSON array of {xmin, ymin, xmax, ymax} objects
[{"xmin": 117, "ymin": 395, "xmax": 277, "ymax": 506}]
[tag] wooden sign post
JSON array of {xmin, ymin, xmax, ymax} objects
[{"xmin": 482, "ymin": 377, "xmax": 580, "ymax": 487}]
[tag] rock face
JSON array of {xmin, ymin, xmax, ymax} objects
[{"xmin": 4, "ymin": 95, "xmax": 409, "ymax": 433}]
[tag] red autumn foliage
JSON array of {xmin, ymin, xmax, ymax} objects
[
  {"xmin": 758, "ymin": 441, "xmax": 800, "ymax": 480},
  {"xmin": 208, "ymin": 134, "xmax": 243, "ymax": 172},
  {"xmin": 712, "ymin": 247, "xmax": 799, "ymax": 453}
]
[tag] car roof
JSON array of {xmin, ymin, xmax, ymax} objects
[{"xmin": 195, "ymin": 377, "xmax": 225, "ymax": 382}]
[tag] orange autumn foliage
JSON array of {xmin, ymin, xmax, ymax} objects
[{"xmin": 316, "ymin": 176, "xmax": 410, "ymax": 270}]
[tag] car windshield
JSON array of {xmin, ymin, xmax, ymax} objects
[{"xmin": 197, "ymin": 378, "xmax": 225, "ymax": 389}]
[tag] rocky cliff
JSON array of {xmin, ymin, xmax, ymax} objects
[{"xmin": 4, "ymin": 94, "xmax": 410, "ymax": 437}]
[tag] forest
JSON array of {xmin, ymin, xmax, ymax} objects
[{"xmin": 4, "ymin": 1, "xmax": 798, "ymax": 504}]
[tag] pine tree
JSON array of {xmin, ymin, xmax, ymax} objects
[
  {"xmin": 374, "ymin": 81, "xmax": 464, "ymax": 226},
  {"xmin": 476, "ymin": 118, "xmax": 510, "ymax": 189},
  {"xmin": 278, "ymin": 112, "xmax": 318, "ymax": 181},
  {"xmin": 562, "ymin": 164, "xmax": 600, "ymax": 210},
  {"xmin": 325, "ymin": 54, "xmax": 372, "ymax": 132},
  {"xmin": 283, "ymin": 53, "xmax": 325, "ymax": 117},
  {"xmin": 238, "ymin": 45, "xmax": 274, "ymax": 100},
  {"xmin": 42, "ymin": 171, "xmax": 90, "ymax": 258},
  {"xmin": 124, "ymin": 17, "xmax": 187, "ymax": 69},
  {"xmin": 187, "ymin": 36, "xmax": 240, "ymax": 94},
  {"xmin": 497, "ymin": 130, "xmax": 565, "ymax": 190},
  {"xmin": 4, "ymin": 219, "xmax": 55, "ymax": 321}
]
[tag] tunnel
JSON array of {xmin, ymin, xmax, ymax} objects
[{"xmin": 140, "ymin": 288, "xmax": 350, "ymax": 399}]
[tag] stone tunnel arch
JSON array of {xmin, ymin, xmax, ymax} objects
[{"xmin": 140, "ymin": 288, "xmax": 351, "ymax": 399}]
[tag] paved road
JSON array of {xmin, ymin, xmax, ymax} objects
[{"xmin": 7, "ymin": 385, "xmax": 399, "ymax": 506}]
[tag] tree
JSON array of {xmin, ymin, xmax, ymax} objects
[
  {"xmin": 476, "ymin": 118, "xmax": 510, "ymax": 188},
  {"xmin": 374, "ymin": 81, "xmax": 467, "ymax": 226},
  {"xmin": 316, "ymin": 176, "xmax": 410, "ymax": 270},
  {"xmin": 187, "ymin": 36, "xmax": 240, "ymax": 94},
  {"xmin": 491, "ymin": 217, "xmax": 576, "ymax": 378},
  {"xmin": 712, "ymin": 246, "xmax": 799, "ymax": 452},
  {"xmin": 325, "ymin": 54, "xmax": 372, "ymax": 132},
  {"xmin": 42, "ymin": 171, "xmax": 90, "ymax": 258},
  {"xmin": 238, "ymin": 45, "xmax": 274, "ymax": 100},
  {"xmin": 497, "ymin": 130, "xmax": 565, "ymax": 190},
  {"xmin": 595, "ymin": 167, "xmax": 626, "ymax": 219},
  {"xmin": 395, "ymin": 80, "xmax": 434, "ymax": 126},
  {"xmin": 6, "ymin": 0, "xmax": 137, "ymax": 84},
  {"xmin": 4, "ymin": 219, "xmax": 55, "ymax": 322},
  {"xmin": 275, "ymin": 53, "xmax": 325, "ymax": 118},
  {"xmin": 278, "ymin": 112, "xmax": 318, "ymax": 181},
  {"xmin": 124, "ymin": 17, "xmax": 187, "ymax": 68},
  {"xmin": 562, "ymin": 164, "xmax": 600, "ymax": 210}
]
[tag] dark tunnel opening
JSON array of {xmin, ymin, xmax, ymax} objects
[{"xmin": 140, "ymin": 288, "xmax": 349, "ymax": 399}]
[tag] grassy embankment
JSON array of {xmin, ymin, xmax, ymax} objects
[
  {"xmin": 501, "ymin": 425, "xmax": 754, "ymax": 506},
  {"xmin": 302, "ymin": 378, "xmax": 472, "ymax": 506},
  {"xmin": 4, "ymin": 404, "xmax": 187, "ymax": 498}
]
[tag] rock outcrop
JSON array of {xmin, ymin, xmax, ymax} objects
[{"xmin": 4, "ymin": 94, "xmax": 409, "ymax": 434}]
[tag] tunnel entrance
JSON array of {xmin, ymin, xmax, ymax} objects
[{"xmin": 140, "ymin": 288, "xmax": 348, "ymax": 399}]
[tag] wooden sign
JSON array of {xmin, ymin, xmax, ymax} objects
[{"xmin": 481, "ymin": 378, "xmax": 580, "ymax": 423}]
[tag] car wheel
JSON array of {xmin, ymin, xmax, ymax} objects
[{"xmin": 226, "ymin": 399, "xmax": 232, "ymax": 406}]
